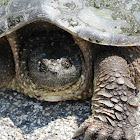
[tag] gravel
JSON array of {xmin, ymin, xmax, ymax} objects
[{"xmin": 0, "ymin": 88, "xmax": 139, "ymax": 140}]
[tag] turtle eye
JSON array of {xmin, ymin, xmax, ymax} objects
[{"xmin": 61, "ymin": 58, "xmax": 72, "ymax": 69}]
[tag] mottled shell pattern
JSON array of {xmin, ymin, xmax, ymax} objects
[{"xmin": 0, "ymin": 0, "xmax": 140, "ymax": 46}]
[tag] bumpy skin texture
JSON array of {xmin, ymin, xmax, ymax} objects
[
  {"xmin": 6, "ymin": 23, "xmax": 93, "ymax": 102},
  {"xmin": 0, "ymin": 0, "xmax": 139, "ymax": 139},
  {"xmin": 74, "ymin": 46, "xmax": 140, "ymax": 140},
  {"xmin": 5, "ymin": 26, "xmax": 139, "ymax": 139},
  {"xmin": 0, "ymin": 23, "xmax": 138, "ymax": 139},
  {"xmin": 0, "ymin": 38, "xmax": 15, "ymax": 88}
]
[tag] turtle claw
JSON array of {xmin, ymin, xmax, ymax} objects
[
  {"xmin": 73, "ymin": 118, "xmax": 114, "ymax": 140},
  {"xmin": 96, "ymin": 129, "xmax": 110, "ymax": 140},
  {"xmin": 73, "ymin": 126, "xmax": 84, "ymax": 138},
  {"xmin": 74, "ymin": 117, "xmax": 137, "ymax": 140},
  {"xmin": 124, "ymin": 126, "xmax": 135, "ymax": 140},
  {"xmin": 74, "ymin": 117, "xmax": 136, "ymax": 140},
  {"xmin": 112, "ymin": 128, "xmax": 122, "ymax": 140},
  {"xmin": 83, "ymin": 133, "xmax": 92, "ymax": 140}
]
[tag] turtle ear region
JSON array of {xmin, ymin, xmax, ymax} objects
[{"xmin": 0, "ymin": 37, "xmax": 15, "ymax": 88}]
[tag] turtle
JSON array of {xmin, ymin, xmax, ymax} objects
[{"xmin": 0, "ymin": 0, "xmax": 140, "ymax": 139}]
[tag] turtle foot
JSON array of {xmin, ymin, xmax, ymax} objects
[
  {"xmin": 74, "ymin": 117, "xmax": 135, "ymax": 140},
  {"xmin": 73, "ymin": 56, "xmax": 138, "ymax": 140}
]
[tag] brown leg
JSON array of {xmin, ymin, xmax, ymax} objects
[{"xmin": 74, "ymin": 55, "xmax": 138, "ymax": 140}]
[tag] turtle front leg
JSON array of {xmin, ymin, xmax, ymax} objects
[{"xmin": 74, "ymin": 55, "xmax": 138, "ymax": 140}]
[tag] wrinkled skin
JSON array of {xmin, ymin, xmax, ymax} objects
[
  {"xmin": 0, "ymin": 37, "xmax": 15, "ymax": 88},
  {"xmin": 0, "ymin": 0, "xmax": 140, "ymax": 139},
  {"xmin": 0, "ymin": 21, "xmax": 139, "ymax": 140},
  {"xmin": 74, "ymin": 45, "xmax": 140, "ymax": 140}
]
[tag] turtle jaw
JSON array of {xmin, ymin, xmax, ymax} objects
[{"xmin": 7, "ymin": 22, "xmax": 93, "ymax": 101}]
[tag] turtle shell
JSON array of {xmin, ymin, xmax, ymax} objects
[{"xmin": 0, "ymin": 0, "xmax": 140, "ymax": 46}]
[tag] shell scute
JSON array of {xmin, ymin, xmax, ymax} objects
[{"xmin": 0, "ymin": 0, "xmax": 140, "ymax": 46}]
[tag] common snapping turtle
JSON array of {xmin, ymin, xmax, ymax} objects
[{"xmin": 0, "ymin": 0, "xmax": 140, "ymax": 139}]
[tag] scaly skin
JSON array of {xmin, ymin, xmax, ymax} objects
[
  {"xmin": 123, "ymin": 47, "xmax": 140, "ymax": 93},
  {"xmin": 0, "ymin": 21, "xmax": 139, "ymax": 139},
  {"xmin": 6, "ymin": 30, "xmax": 93, "ymax": 102},
  {"xmin": 74, "ymin": 46, "xmax": 140, "ymax": 140},
  {"xmin": 132, "ymin": 58, "xmax": 140, "ymax": 92},
  {"xmin": 0, "ymin": 37, "xmax": 15, "ymax": 88}
]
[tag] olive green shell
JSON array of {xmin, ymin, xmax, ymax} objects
[{"xmin": 0, "ymin": 0, "xmax": 140, "ymax": 46}]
